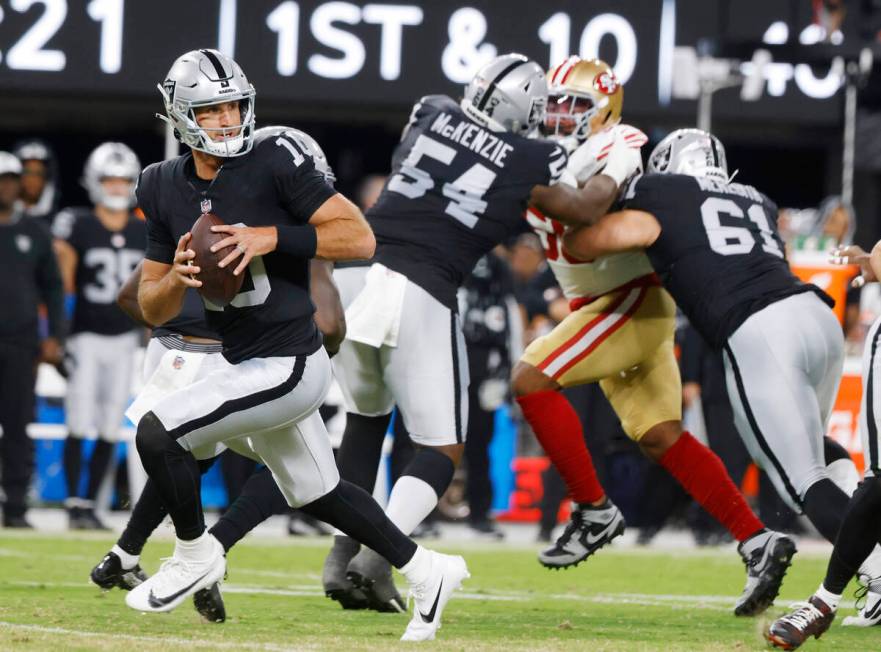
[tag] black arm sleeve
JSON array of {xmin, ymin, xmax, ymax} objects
[{"xmin": 34, "ymin": 226, "xmax": 66, "ymax": 340}]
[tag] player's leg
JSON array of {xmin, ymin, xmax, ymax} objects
[
  {"xmin": 519, "ymin": 285, "xmax": 668, "ymax": 568},
  {"xmin": 126, "ymin": 351, "xmax": 333, "ymax": 613},
  {"xmin": 62, "ymin": 332, "xmax": 101, "ymax": 528},
  {"xmin": 723, "ymin": 294, "xmax": 850, "ymax": 541},
  {"xmin": 0, "ymin": 340, "xmax": 38, "ymax": 527},
  {"xmin": 344, "ymin": 281, "xmax": 467, "ymax": 612},
  {"xmin": 323, "ymin": 265, "xmax": 394, "ymax": 608},
  {"xmin": 248, "ymin": 398, "xmax": 469, "ymax": 641}
]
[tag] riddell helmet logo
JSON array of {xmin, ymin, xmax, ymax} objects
[{"xmin": 594, "ymin": 72, "xmax": 619, "ymax": 95}]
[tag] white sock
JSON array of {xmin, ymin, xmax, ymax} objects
[
  {"xmin": 174, "ymin": 532, "xmax": 214, "ymax": 562},
  {"xmin": 399, "ymin": 545, "xmax": 432, "ymax": 586},
  {"xmin": 385, "ymin": 475, "xmax": 439, "ymax": 536},
  {"xmin": 111, "ymin": 544, "xmax": 139, "ymax": 570},
  {"xmin": 815, "ymin": 584, "xmax": 841, "ymax": 611}
]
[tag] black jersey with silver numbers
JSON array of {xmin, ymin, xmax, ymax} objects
[
  {"xmin": 53, "ymin": 208, "xmax": 146, "ymax": 336},
  {"xmin": 624, "ymin": 173, "xmax": 833, "ymax": 348},
  {"xmin": 138, "ymin": 130, "xmax": 336, "ymax": 363},
  {"xmin": 368, "ymin": 95, "xmax": 567, "ymax": 309}
]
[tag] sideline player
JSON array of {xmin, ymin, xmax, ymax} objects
[
  {"xmin": 564, "ymin": 128, "xmax": 881, "ymax": 611},
  {"xmin": 514, "ymin": 58, "xmax": 792, "ymax": 617},
  {"xmin": 90, "ymin": 129, "xmax": 344, "ymax": 624},
  {"xmin": 53, "ymin": 143, "xmax": 145, "ymax": 530},
  {"xmin": 325, "ymin": 52, "xmax": 643, "ymax": 611},
  {"xmin": 127, "ymin": 49, "xmax": 466, "ymax": 641},
  {"xmin": 767, "ymin": 241, "xmax": 881, "ymax": 648}
]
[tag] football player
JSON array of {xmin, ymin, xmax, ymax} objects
[
  {"xmin": 564, "ymin": 128, "xmax": 881, "ymax": 614},
  {"xmin": 127, "ymin": 49, "xmax": 466, "ymax": 641},
  {"xmin": 766, "ymin": 241, "xmax": 881, "ymax": 648},
  {"xmin": 53, "ymin": 143, "xmax": 145, "ymax": 530},
  {"xmin": 324, "ymin": 52, "xmax": 642, "ymax": 612},
  {"xmin": 89, "ymin": 128, "xmax": 344, "ymax": 624},
  {"xmin": 514, "ymin": 58, "xmax": 793, "ymax": 617}
]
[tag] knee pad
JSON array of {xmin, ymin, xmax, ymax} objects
[{"xmin": 135, "ymin": 412, "xmax": 178, "ymax": 461}]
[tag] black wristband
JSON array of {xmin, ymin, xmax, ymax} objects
[{"xmin": 275, "ymin": 224, "xmax": 318, "ymax": 258}]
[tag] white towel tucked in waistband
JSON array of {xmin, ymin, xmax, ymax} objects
[
  {"xmin": 344, "ymin": 263, "xmax": 408, "ymax": 348},
  {"xmin": 125, "ymin": 348, "xmax": 206, "ymax": 425}
]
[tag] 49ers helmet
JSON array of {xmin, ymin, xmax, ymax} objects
[{"xmin": 544, "ymin": 56, "xmax": 623, "ymax": 142}]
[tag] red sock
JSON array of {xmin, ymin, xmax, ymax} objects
[
  {"xmin": 516, "ymin": 390, "xmax": 605, "ymax": 504},
  {"xmin": 659, "ymin": 432, "xmax": 764, "ymax": 542}
]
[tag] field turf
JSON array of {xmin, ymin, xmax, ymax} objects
[{"xmin": 0, "ymin": 530, "xmax": 875, "ymax": 651}]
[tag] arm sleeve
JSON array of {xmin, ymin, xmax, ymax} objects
[
  {"xmin": 34, "ymin": 226, "xmax": 66, "ymax": 340},
  {"xmin": 137, "ymin": 169, "xmax": 175, "ymax": 264},
  {"xmin": 270, "ymin": 135, "xmax": 337, "ymax": 224}
]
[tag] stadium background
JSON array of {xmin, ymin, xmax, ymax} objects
[{"xmin": 2, "ymin": 0, "xmax": 881, "ymax": 513}]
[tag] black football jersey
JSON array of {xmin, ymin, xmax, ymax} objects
[
  {"xmin": 368, "ymin": 94, "xmax": 567, "ymax": 309},
  {"xmin": 152, "ymin": 288, "xmax": 221, "ymax": 340},
  {"xmin": 53, "ymin": 208, "xmax": 146, "ymax": 336},
  {"xmin": 138, "ymin": 129, "xmax": 336, "ymax": 363},
  {"xmin": 624, "ymin": 173, "xmax": 832, "ymax": 348}
]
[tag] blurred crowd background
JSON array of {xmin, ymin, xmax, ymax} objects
[{"xmin": 2, "ymin": 0, "xmax": 881, "ymax": 540}]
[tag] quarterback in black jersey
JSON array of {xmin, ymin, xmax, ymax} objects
[
  {"xmin": 52, "ymin": 142, "xmax": 146, "ymax": 532},
  {"xmin": 327, "ymin": 52, "xmax": 642, "ymax": 609},
  {"xmin": 127, "ymin": 49, "xmax": 469, "ymax": 642},
  {"xmin": 565, "ymin": 129, "xmax": 868, "ymax": 573}
]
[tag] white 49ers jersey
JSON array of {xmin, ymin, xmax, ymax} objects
[
  {"xmin": 526, "ymin": 123, "xmax": 652, "ymax": 302},
  {"xmin": 526, "ymin": 207, "xmax": 653, "ymax": 301}
]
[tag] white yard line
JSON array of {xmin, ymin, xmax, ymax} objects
[
  {"xmin": 0, "ymin": 621, "xmax": 313, "ymax": 651},
  {"xmin": 6, "ymin": 580, "xmax": 854, "ymax": 611}
]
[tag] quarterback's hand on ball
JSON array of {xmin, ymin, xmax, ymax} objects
[
  {"xmin": 211, "ymin": 225, "xmax": 278, "ymax": 276},
  {"xmin": 172, "ymin": 233, "xmax": 202, "ymax": 288},
  {"xmin": 830, "ymin": 243, "xmax": 880, "ymax": 287}
]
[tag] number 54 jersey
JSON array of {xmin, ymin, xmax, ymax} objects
[
  {"xmin": 624, "ymin": 173, "xmax": 833, "ymax": 348},
  {"xmin": 368, "ymin": 94, "xmax": 567, "ymax": 310}
]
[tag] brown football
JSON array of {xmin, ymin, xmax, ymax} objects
[{"xmin": 189, "ymin": 212, "xmax": 244, "ymax": 307}]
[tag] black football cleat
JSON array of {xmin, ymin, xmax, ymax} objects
[
  {"xmin": 322, "ymin": 536, "xmax": 369, "ymax": 610},
  {"xmin": 538, "ymin": 501, "xmax": 625, "ymax": 569},
  {"xmin": 735, "ymin": 530, "xmax": 796, "ymax": 616},
  {"xmin": 347, "ymin": 547, "xmax": 406, "ymax": 613},
  {"xmin": 90, "ymin": 551, "xmax": 148, "ymax": 591},
  {"xmin": 193, "ymin": 582, "xmax": 226, "ymax": 623},
  {"xmin": 766, "ymin": 596, "xmax": 835, "ymax": 649}
]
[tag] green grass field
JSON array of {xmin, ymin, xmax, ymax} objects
[{"xmin": 0, "ymin": 531, "xmax": 875, "ymax": 651}]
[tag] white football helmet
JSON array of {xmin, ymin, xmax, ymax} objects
[
  {"xmin": 255, "ymin": 126, "xmax": 336, "ymax": 184},
  {"xmin": 82, "ymin": 142, "xmax": 140, "ymax": 210},
  {"xmin": 158, "ymin": 49, "xmax": 256, "ymax": 157},
  {"xmin": 461, "ymin": 53, "xmax": 547, "ymax": 135},
  {"xmin": 648, "ymin": 128, "xmax": 728, "ymax": 182}
]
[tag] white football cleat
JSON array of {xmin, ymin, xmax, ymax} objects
[
  {"xmin": 126, "ymin": 534, "xmax": 226, "ymax": 614},
  {"xmin": 843, "ymin": 575, "xmax": 881, "ymax": 627},
  {"xmin": 400, "ymin": 552, "xmax": 469, "ymax": 642}
]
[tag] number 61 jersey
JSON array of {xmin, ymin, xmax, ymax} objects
[
  {"xmin": 368, "ymin": 94, "xmax": 567, "ymax": 310},
  {"xmin": 624, "ymin": 173, "xmax": 833, "ymax": 348}
]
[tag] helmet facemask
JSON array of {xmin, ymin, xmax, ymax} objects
[
  {"xmin": 542, "ymin": 93, "xmax": 600, "ymax": 141},
  {"xmin": 159, "ymin": 87, "xmax": 256, "ymax": 158}
]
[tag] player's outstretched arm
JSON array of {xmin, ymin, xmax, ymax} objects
[
  {"xmin": 310, "ymin": 259, "xmax": 346, "ymax": 356},
  {"xmin": 563, "ymin": 209, "xmax": 661, "ymax": 261},
  {"xmin": 117, "ymin": 261, "xmax": 154, "ymax": 328},
  {"xmin": 138, "ymin": 233, "xmax": 200, "ymax": 326},
  {"xmin": 529, "ymin": 174, "xmax": 619, "ymax": 227},
  {"xmin": 308, "ymin": 194, "xmax": 376, "ymax": 262}
]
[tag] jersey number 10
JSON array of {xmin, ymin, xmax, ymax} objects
[
  {"xmin": 388, "ymin": 134, "xmax": 497, "ymax": 228},
  {"xmin": 700, "ymin": 197, "xmax": 784, "ymax": 259}
]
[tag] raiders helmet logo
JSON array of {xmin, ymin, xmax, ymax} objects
[
  {"xmin": 594, "ymin": 71, "xmax": 619, "ymax": 95},
  {"xmin": 163, "ymin": 79, "xmax": 176, "ymax": 101}
]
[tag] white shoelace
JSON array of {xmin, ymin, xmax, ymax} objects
[{"xmin": 783, "ymin": 602, "xmax": 825, "ymax": 630}]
